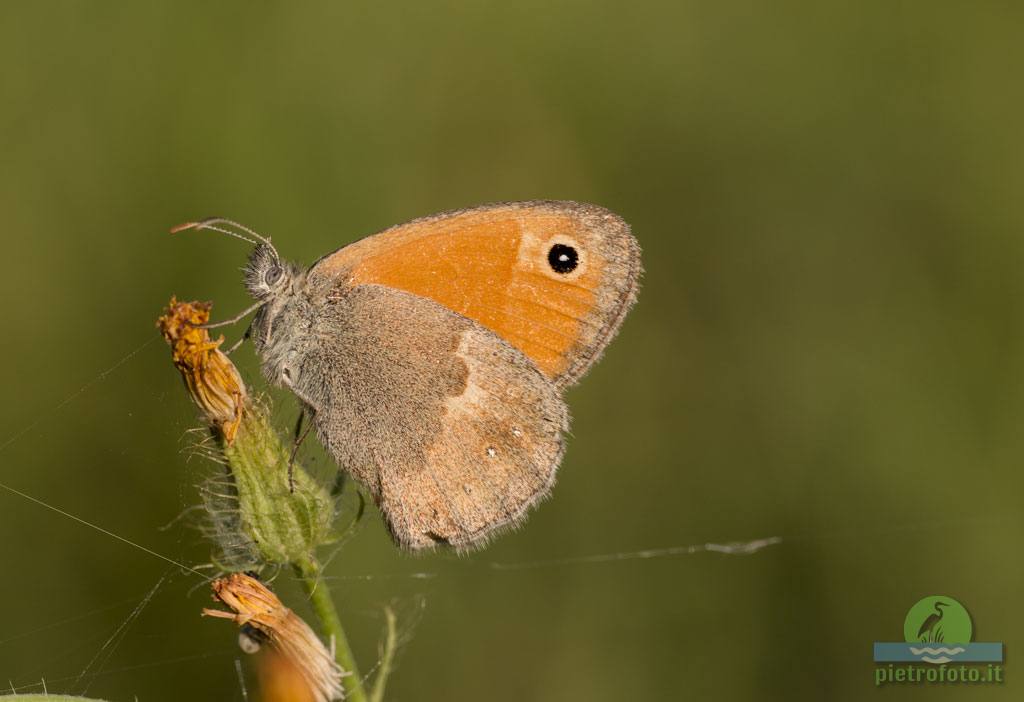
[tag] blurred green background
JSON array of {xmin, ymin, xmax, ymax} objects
[{"xmin": 1, "ymin": 2, "xmax": 1023, "ymax": 700}]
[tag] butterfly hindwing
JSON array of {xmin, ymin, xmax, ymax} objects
[{"xmin": 290, "ymin": 283, "xmax": 568, "ymax": 550}]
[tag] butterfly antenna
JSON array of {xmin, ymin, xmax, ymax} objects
[{"xmin": 170, "ymin": 218, "xmax": 281, "ymax": 261}]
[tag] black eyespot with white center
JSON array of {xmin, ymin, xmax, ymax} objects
[{"xmin": 547, "ymin": 243, "xmax": 579, "ymax": 274}]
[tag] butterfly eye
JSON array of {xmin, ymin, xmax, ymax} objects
[
  {"xmin": 547, "ymin": 243, "xmax": 579, "ymax": 274},
  {"xmin": 264, "ymin": 266, "xmax": 283, "ymax": 286}
]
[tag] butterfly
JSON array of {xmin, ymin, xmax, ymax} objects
[{"xmin": 176, "ymin": 201, "xmax": 641, "ymax": 550}]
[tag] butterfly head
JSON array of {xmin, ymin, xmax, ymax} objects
[
  {"xmin": 244, "ymin": 242, "xmax": 293, "ymax": 301},
  {"xmin": 169, "ymin": 217, "xmax": 300, "ymax": 303}
]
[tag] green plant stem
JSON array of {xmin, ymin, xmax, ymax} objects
[
  {"xmin": 369, "ymin": 606, "xmax": 398, "ymax": 702},
  {"xmin": 294, "ymin": 556, "xmax": 367, "ymax": 702}
]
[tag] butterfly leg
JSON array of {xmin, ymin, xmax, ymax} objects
[
  {"xmin": 199, "ymin": 300, "xmax": 264, "ymax": 330},
  {"xmin": 288, "ymin": 409, "xmax": 315, "ymax": 493},
  {"xmin": 223, "ymin": 324, "xmax": 251, "ymax": 356},
  {"xmin": 278, "ymin": 369, "xmax": 325, "ymax": 492}
]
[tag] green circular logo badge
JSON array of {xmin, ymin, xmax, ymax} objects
[{"xmin": 904, "ymin": 596, "xmax": 972, "ymax": 644}]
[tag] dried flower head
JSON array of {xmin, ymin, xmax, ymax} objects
[
  {"xmin": 204, "ymin": 573, "xmax": 346, "ymax": 702},
  {"xmin": 158, "ymin": 297, "xmax": 246, "ymax": 443}
]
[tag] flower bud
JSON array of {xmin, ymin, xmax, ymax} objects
[
  {"xmin": 204, "ymin": 573, "xmax": 346, "ymax": 702},
  {"xmin": 159, "ymin": 298, "xmax": 338, "ymax": 568}
]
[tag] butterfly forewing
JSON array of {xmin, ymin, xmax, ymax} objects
[{"xmin": 310, "ymin": 200, "xmax": 641, "ymax": 386}]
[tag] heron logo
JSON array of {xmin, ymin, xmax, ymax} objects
[
  {"xmin": 903, "ymin": 596, "xmax": 973, "ymax": 652},
  {"xmin": 873, "ymin": 595, "xmax": 1004, "ymax": 686}
]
